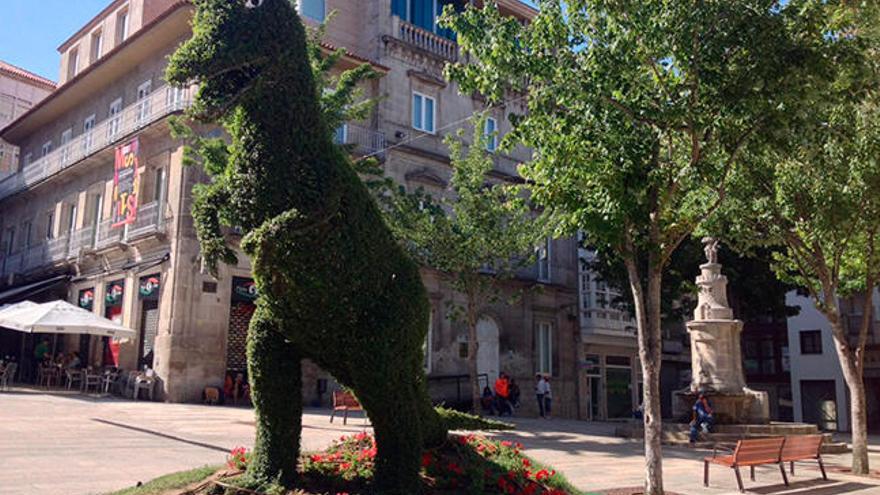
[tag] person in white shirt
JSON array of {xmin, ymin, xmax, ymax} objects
[{"xmin": 535, "ymin": 374, "xmax": 550, "ymax": 418}]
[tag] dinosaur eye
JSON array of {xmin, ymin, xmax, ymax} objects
[{"xmin": 244, "ymin": 0, "xmax": 264, "ymax": 8}]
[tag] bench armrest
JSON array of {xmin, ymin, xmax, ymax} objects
[{"xmin": 713, "ymin": 445, "xmax": 735, "ymax": 458}]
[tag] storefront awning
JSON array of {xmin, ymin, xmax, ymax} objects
[{"xmin": 0, "ymin": 275, "xmax": 70, "ymax": 306}]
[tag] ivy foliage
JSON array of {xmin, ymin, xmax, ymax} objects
[
  {"xmin": 166, "ymin": 1, "xmax": 445, "ymax": 493},
  {"xmin": 367, "ymin": 115, "xmax": 548, "ymax": 413}
]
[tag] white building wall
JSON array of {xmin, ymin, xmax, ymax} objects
[{"xmin": 786, "ymin": 291, "xmax": 849, "ymax": 431}]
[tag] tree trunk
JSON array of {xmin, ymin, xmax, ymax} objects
[
  {"xmin": 467, "ymin": 300, "xmax": 482, "ymax": 414},
  {"xmin": 827, "ymin": 318, "xmax": 870, "ymax": 475},
  {"xmin": 625, "ymin": 257, "xmax": 664, "ymax": 495},
  {"xmin": 847, "ymin": 373, "xmax": 870, "ymax": 475}
]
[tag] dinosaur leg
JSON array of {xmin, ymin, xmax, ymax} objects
[
  {"xmin": 245, "ymin": 304, "xmax": 302, "ymax": 487},
  {"xmin": 414, "ymin": 366, "xmax": 447, "ymax": 448},
  {"xmin": 357, "ymin": 378, "xmax": 424, "ymax": 495}
]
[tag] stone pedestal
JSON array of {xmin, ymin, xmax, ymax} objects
[{"xmin": 672, "ymin": 241, "xmax": 769, "ymax": 424}]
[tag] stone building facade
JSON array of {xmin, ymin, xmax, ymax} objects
[
  {"xmin": 0, "ymin": 61, "xmax": 55, "ymax": 174},
  {"xmin": 0, "ymin": 0, "xmax": 582, "ymax": 418}
]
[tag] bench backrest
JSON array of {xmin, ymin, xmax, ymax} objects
[
  {"xmin": 733, "ymin": 437, "xmax": 785, "ymax": 466},
  {"xmin": 333, "ymin": 390, "xmax": 361, "ymax": 408},
  {"xmin": 781, "ymin": 434, "xmax": 823, "ymax": 461}
]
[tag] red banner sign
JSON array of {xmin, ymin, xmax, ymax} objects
[{"xmin": 112, "ymin": 138, "xmax": 140, "ymax": 228}]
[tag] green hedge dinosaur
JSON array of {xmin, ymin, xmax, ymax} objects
[{"xmin": 166, "ymin": 0, "xmax": 446, "ymax": 492}]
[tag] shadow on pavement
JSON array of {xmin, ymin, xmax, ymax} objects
[
  {"xmin": 91, "ymin": 418, "xmax": 230, "ymax": 453},
  {"xmin": 748, "ymin": 479, "xmax": 878, "ymax": 495}
]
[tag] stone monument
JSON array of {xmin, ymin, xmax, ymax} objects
[{"xmin": 672, "ymin": 238, "xmax": 769, "ymax": 424}]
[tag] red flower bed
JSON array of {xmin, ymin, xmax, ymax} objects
[{"xmin": 221, "ymin": 433, "xmax": 578, "ymax": 494}]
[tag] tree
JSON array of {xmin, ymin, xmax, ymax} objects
[
  {"xmin": 442, "ymin": 1, "xmax": 845, "ymax": 492},
  {"xmin": 716, "ymin": 33, "xmax": 880, "ymax": 473},
  {"xmin": 371, "ymin": 115, "xmax": 547, "ymax": 414}
]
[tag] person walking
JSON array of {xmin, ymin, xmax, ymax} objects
[
  {"xmin": 543, "ymin": 375, "xmax": 552, "ymax": 419},
  {"xmin": 535, "ymin": 373, "xmax": 548, "ymax": 418}
]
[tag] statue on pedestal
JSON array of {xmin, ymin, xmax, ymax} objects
[{"xmin": 672, "ymin": 238, "xmax": 769, "ymax": 424}]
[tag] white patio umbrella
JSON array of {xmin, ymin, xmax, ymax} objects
[
  {"xmin": 0, "ymin": 300, "xmax": 136, "ymax": 339},
  {"xmin": 0, "ymin": 300, "xmax": 38, "ymax": 314}
]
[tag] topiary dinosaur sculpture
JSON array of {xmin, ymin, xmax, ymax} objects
[{"xmin": 166, "ymin": 0, "xmax": 446, "ymax": 492}]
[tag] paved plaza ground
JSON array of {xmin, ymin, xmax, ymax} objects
[{"xmin": 3, "ymin": 388, "xmax": 880, "ymax": 495}]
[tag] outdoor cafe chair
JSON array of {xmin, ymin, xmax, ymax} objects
[
  {"xmin": 133, "ymin": 374, "xmax": 155, "ymax": 401},
  {"xmin": 82, "ymin": 369, "xmax": 102, "ymax": 393},
  {"xmin": 101, "ymin": 370, "xmax": 120, "ymax": 394},
  {"xmin": 39, "ymin": 366, "xmax": 59, "ymax": 388},
  {"xmin": 0, "ymin": 362, "xmax": 17, "ymax": 390},
  {"xmin": 65, "ymin": 369, "xmax": 83, "ymax": 390}
]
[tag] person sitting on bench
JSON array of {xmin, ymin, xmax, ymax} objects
[{"xmin": 690, "ymin": 391, "xmax": 714, "ymax": 444}]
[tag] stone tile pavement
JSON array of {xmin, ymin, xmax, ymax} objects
[{"xmin": 2, "ymin": 388, "xmax": 880, "ymax": 495}]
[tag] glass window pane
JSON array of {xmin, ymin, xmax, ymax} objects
[
  {"xmin": 300, "ymin": 0, "xmax": 325, "ymax": 20},
  {"xmin": 425, "ymin": 98, "xmax": 435, "ymax": 132},
  {"xmin": 412, "ymin": 94, "xmax": 422, "ymax": 129}
]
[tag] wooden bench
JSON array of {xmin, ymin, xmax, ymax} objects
[
  {"xmin": 330, "ymin": 390, "xmax": 363, "ymax": 425},
  {"xmin": 704, "ymin": 437, "xmax": 788, "ymax": 493},
  {"xmin": 781, "ymin": 434, "xmax": 827, "ymax": 479}
]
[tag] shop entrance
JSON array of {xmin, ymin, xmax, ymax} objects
[{"xmin": 606, "ymin": 355, "xmax": 634, "ymax": 419}]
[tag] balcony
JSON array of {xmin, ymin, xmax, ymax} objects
[
  {"xmin": 0, "ymin": 88, "xmax": 189, "ymax": 202},
  {"xmin": 333, "ymin": 123, "xmax": 387, "ymax": 160},
  {"xmin": 46, "ymin": 236, "xmax": 70, "ymax": 263},
  {"xmin": 391, "ymin": 16, "xmax": 458, "ymax": 62},
  {"xmin": 0, "ymin": 202, "xmax": 168, "ymax": 280},
  {"xmin": 95, "ymin": 201, "xmax": 169, "ymax": 249},
  {"xmin": 68, "ymin": 225, "xmax": 96, "ymax": 258}
]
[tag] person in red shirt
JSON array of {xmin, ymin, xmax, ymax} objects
[{"xmin": 493, "ymin": 372, "xmax": 513, "ymax": 416}]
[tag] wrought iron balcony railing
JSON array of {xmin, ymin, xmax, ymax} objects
[{"xmin": 0, "ymin": 88, "xmax": 190, "ymax": 201}]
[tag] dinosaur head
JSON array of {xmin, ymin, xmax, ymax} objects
[{"xmin": 166, "ymin": 0, "xmax": 303, "ymax": 119}]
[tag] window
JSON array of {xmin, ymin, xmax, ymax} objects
[
  {"xmin": 83, "ymin": 114, "xmax": 96, "ymax": 153},
  {"xmin": 424, "ymin": 308, "xmax": 433, "ymax": 373},
  {"xmin": 153, "ymin": 167, "xmax": 167, "ymax": 203},
  {"xmin": 537, "ymin": 237, "xmax": 551, "ymax": 282},
  {"xmin": 166, "ymin": 85, "xmax": 188, "ymax": 108},
  {"xmin": 67, "ymin": 204, "xmax": 78, "ymax": 234},
  {"xmin": 67, "ymin": 48, "xmax": 79, "ymax": 80},
  {"xmin": 800, "ymin": 330, "xmax": 823, "ymax": 355},
  {"xmin": 391, "ymin": 0, "xmax": 462, "ymax": 39},
  {"xmin": 41, "ymin": 141, "xmax": 52, "ymax": 158},
  {"xmin": 412, "ymin": 92, "xmax": 436, "ymax": 133},
  {"xmin": 45, "ymin": 211, "xmax": 55, "ymax": 239},
  {"xmin": 91, "ymin": 30, "xmax": 103, "ymax": 62},
  {"xmin": 60, "ymin": 129, "xmax": 72, "ymax": 164},
  {"xmin": 136, "ymin": 80, "xmax": 152, "ymax": 125},
  {"xmin": 108, "ymin": 98, "xmax": 123, "ymax": 139},
  {"xmin": 4, "ymin": 227, "xmax": 14, "ymax": 255},
  {"xmin": 116, "ymin": 8, "xmax": 130, "ymax": 44},
  {"xmin": 23, "ymin": 152, "xmax": 32, "ymax": 167},
  {"xmin": 90, "ymin": 193, "xmax": 104, "ymax": 227},
  {"xmin": 298, "ymin": 0, "xmax": 325, "ymax": 21},
  {"xmin": 536, "ymin": 321, "xmax": 553, "ymax": 375},
  {"xmin": 484, "ymin": 117, "xmax": 498, "ymax": 152},
  {"xmin": 22, "ymin": 221, "xmax": 32, "ymax": 248}
]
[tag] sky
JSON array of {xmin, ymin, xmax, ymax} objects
[
  {"xmin": 0, "ymin": 0, "xmax": 539, "ymax": 84},
  {"xmin": 1, "ymin": 0, "xmax": 109, "ymax": 82}
]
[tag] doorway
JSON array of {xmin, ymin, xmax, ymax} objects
[
  {"xmin": 476, "ymin": 316, "xmax": 500, "ymax": 384},
  {"xmin": 606, "ymin": 366, "xmax": 634, "ymax": 419},
  {"xmin": 801, "ymin": 380, "xmax": 838, "ymax": 431},
  {"xmin": 138, "ymin": 299, "xmax": 159, "ymax": 369}
]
